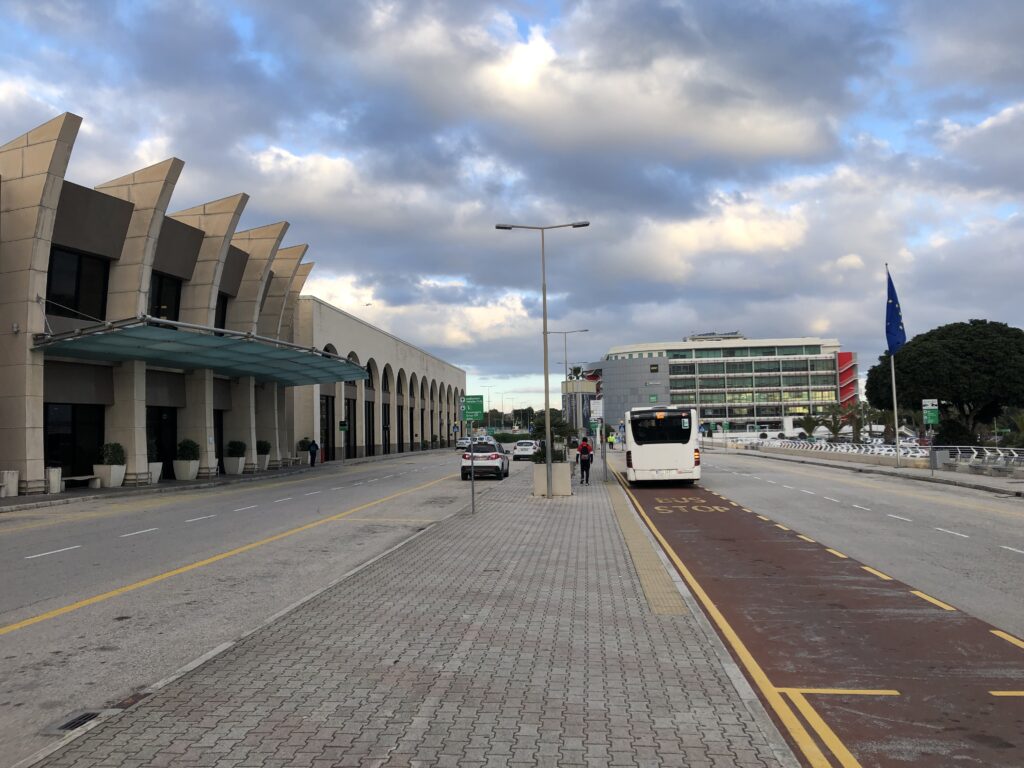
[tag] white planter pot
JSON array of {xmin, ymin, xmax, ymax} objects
[
  {"xmin": 256, "ymin": 454, "xmax": 270, "ymax": 471},
  {"xmin": 223, "ymin": 456, "xmax": 246, "ymax": 475},
  {"xmin": 532, "ymin": 462, "xmax": 572, "ymax": 496},
  {"xmin": 46, "ymin": 467, "xmax": 62, "ymax": 494},
  {"xmin": 148, "ymin": 462, "xmax": 163, "ymax": 484},
  {"xmin": 172, "ymin": 459, "xmax": 199, "ymax": 481},
  {"xmin": 0, "ymin": 469, "xmax": 19, "ymax": 498},
  {"xmin": 93, "ymin": 464, "xmax": 126, "ymax": 489}
]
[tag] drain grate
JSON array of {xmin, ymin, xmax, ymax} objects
[{"xmin": 57, "ymin": 711, "xmax": 100, "ymax": 731}]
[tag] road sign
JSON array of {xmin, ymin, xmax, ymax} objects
[
  {"xmin": 590, "ymin": 399, "xmax": 604, "ymax": 419},
  {"xmin": 338, "ymin": 420, "xmax": 348, "ymax": 432},
  {"xmin": 461, "ymin": 395, "xmax": 484, "ymax": 421},
  {"xmin": 923, "ymin": 399, "xmax": 940, "ymax": 426}
]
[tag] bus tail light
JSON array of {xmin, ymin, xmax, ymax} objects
[
  {"xmin": 694, "ymin": 448, "xmax": 701, "ymax": 466},
  {"xmin": 626, "ymin": 450, "xmax": 632, "ymax": 468}
]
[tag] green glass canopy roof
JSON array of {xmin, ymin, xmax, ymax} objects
[{"xmin": 33, "ymin": 318, "xmax": 368, "ymax": 386}]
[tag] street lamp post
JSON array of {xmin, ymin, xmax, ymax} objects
[
  {"xmin": 496, "ymin": 221, "xmax": 590, "ymax": 498},
  {"xmin": 482, "ymin": 385, "xmax": 494, "ymax": 430}
]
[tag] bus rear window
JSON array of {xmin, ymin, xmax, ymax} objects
[{"xmin": 630, "ymin": 414, "xmax": 692, "ymax": 445}]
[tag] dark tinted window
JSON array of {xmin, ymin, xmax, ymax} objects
[
  {"xmin": 215, "ymin": 292, "xmax": 229, "ymax": 329},
  {"xmin": 630, "ymin": 412, "xmax": 692, "ymax": 445},
  {"xmin": 46, "ymin": 246, "xmax": 109, "ymax": 321},
  {"xmin": 149, "ymin": 271, "xmax": 182, "ymax": 321}
]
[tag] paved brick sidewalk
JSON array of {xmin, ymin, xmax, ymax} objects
[{"xmin": 32, "ymin": 472, "xmax": 796, "ymax": 768}]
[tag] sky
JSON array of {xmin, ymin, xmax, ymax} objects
[{"xmin": 3, "ymin": 0, "xmax": 1023, "ymax": 411}]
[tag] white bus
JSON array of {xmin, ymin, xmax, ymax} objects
[{"xmin": 624, "ymin": 405, "xmax": 701, "ymax": 485}]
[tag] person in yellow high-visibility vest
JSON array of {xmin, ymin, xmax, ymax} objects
[{"xmin": 607, "ymin": 433, "xmax": 615, "ymax": 451}]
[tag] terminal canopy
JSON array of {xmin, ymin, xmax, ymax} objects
[{"xmin": 33, "ymin": 317, "xmax": 368, "ymax": 386}]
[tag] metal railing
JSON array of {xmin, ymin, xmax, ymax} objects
[{"xmin": 758, "ymin": 440, "xmax": 1024, "ymax": 473}]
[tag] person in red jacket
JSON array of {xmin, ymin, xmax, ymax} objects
[{"xmin": 577, "ymin": 437, "xmax": 594, "ymax": 485}]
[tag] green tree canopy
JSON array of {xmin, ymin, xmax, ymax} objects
[{"xmin": 865, "ymin": 319, "xmax": 1024, "ymax": 432}]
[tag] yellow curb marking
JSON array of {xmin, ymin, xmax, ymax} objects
[
  {"xmin": 826, "ymin": 548, "xmax": 849, "ymax": 559},
  {"xmin": 990, "ymin": 691, "xmax": 1024, "ymax": 697},
  {"xmin": 784, "ymin": 690, "xmax": 865, "ymax": 768},
  {"xmin": 991, "ymin": 629, "xmax": 1024, "ymax": 650},
  {"xmin": 779, "ymin": 688, "xmax": 900, "ymax": 696},
  {"xmin": 775, "ymin": 523, "xmax": 790, "ymax": 531},
  {"xmin": 910, "ymin": 590, "xmax": 956, "ymax": 611},
  {"xmin": 861, "ymin": 566, "xmax": 893, "ymax": 581},
  {"xmin": 0, "ymin": 475, "xmax": 455, "ymax": 637},
  {"xmin": 757, "ymin": 515, "xmax": 770, "ymax": 521},
  {"xmin": 797, "ymin": 535, "xmax": 816, "ymax": 543}
]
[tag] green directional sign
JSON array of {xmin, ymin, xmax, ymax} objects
[{"xmin": 461, "ymin": 394, "xmax": 484, "ymax": 421}]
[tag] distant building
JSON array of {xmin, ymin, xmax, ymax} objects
[{"xmin": 584, "ymin": 332, "xmax": 857, "ymax": 435}]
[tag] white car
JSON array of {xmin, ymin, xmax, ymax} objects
[
  {"xmin": 455, "ymin": 437, "xmax": 471, "ymax": 449},
  {"xmin": 512, "ymin": 440, "xmax": 539, "ymax": 461},
  {"xmin": 461, "ymin": 442, "xmax": 510, "ymax": 480}
]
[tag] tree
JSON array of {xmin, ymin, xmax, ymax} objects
[
  {"xmin": 819, "ymin": 403, "xmax": 849, "ymax": 440},
  {"xmin": 531, "ymin": 409, "xmax": 575, "ymax": 442},
  {"xmin": 795, "ymin": 415, "xmax": 821, "ymax": 437},
  {"xmin": 865, "ymin": 319, "xmax": 1024, "ymax": 434}
]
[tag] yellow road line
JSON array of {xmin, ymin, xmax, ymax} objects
[
  {"xmin": 775, "ymin": 524, "xmax": 790, "ymax": 531},
  {"xmin": 757, "ymin": 515, "xmax": 770, "ymax": 521},
  {"xmin": 861, "ymin": 566, "xmax": 893, "ymax": 581},
  {"xmin": 785, "ymin": 690, "xmax": 864, "ymax": 768},
  {"xmin": 826, "ymin": 548, "xmax": 848, "ymax": 559},
  {"xmin": 991, "ymin": 629, "xmax": 1024, "ymax": 650},
  {"xmin": 910, "ymin": 590, "xmax": 956, "ymax": 611},
  {"xmin": 0, "ymin": 475, "xmax": 454, "ymax": 637},
  {"xmin": 613, "ymin": 471, "xmax": 835, "ymax": 768},
  {"xmin": 742, "ymin": 508, "xmax": 753, "ymax": 513},
  {"xmin": 779, "ymin": 688, "xmax": 900, "ymax": 696},
  {"xmin": 797, "ymin": 535, "xmax": 816, "ymax": 543},
  {"xmin": 990, "ymin": 691, "xmax": 1024, "ymax": 697}
]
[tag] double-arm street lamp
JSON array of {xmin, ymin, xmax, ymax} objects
[{"xmin": 496, "ymin": 220, "xmax": 590, "ymax": 498}]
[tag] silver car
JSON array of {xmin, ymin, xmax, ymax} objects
[{"xmin": 512, "ymin": 440, "xmax": 539, "ymax": 461}]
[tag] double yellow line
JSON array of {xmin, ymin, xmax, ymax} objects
[{"xmin": 0, "ymin": 475, "xmax": 454, "ymax": 637}]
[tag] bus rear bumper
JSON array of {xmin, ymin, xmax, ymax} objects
[{"xmin": 627, "ymin": 468, "xmax": 701, "ymax": 483}]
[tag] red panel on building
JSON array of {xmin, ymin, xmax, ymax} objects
[{"xmin": 838, "ymin": 351, "xmax": 858, "ymax": 406}]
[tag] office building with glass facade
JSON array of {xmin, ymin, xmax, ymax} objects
[{"xmin": 588, "ymin": 332, "xmax": 858, "ymax": 434}]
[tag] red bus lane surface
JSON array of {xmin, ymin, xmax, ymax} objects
[{"xmin": 617, "ymin": 475, "xmax": 1024, "ymax": 768}]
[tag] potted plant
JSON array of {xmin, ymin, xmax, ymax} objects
[
  {"xmin": 173, "ymin": 438, "xmax": 201, "ymax": 481},
  {"xmin": 224, "ymin": 441, "xmax": 247, "ymax": 475},
  {"xmin": 296, "ymin": 437, "xmax": 311, "ymax": 464},
  {"xmin": 256, "ymin": 440, "xmax": 271, "ymax": 471},
  {"xmin": 147, "ymin": 437, "xmax": 163, "ymax": 484},
  {"xmin": 93, "ymin": 442, "xmax": 127, "ymax": 488}
]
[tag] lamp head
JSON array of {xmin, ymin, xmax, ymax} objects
[
  {"xmin": 495, "ymin": 224, "xmax": 514, "ymax": 230},
  {"xmin": 571, "ymin": 221, "xmax": 590, "ymax": 228}
]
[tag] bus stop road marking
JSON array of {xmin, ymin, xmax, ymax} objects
[
  {"xmin": 910, "ymin": 590, "xmax": 957, "ymax": 611},
  {"xmin": 991, "ymin": 630, "xmax": 1024, "ymax": 650}
]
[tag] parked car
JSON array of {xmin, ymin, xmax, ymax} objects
[
  {"xmin": 512, "ymin": 440, "xmax": 539, "ymax": 461},
  {"xmin": 456, "ymin": 437, "xmax": 471, "ymax": 449},
  {"xmin": 461, "ymin": 442, "xmax": 510, "ymax": 480}
]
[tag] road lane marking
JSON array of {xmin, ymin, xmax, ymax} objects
[
  {"xmin": 331, "ymin": 486, "xmax": 346, "ymax": 490},
  {"xmin": 1001, "ymin": 545, "xmax": 1024, "ymax": 555},
  {"xmin": 775, "ymin": 524, "xmax": 790, "ymax": 531},
  {"xmin": 273, "ymin": 497, "xmax": 292, "ymax": 503},
  {"xmin": 752, "ymin": 476, "xmax": 762, "ymax": 480},
  {"xmin": 800, "ymin": 489, "xmax": 815, "ymax": 495},
  {"xmin": 992, "ymin": 630, "xmax": 1024, "ymax": 650},
  {"xmin": 766, "ymin": 480, "xmax": 776, "ymax": 484},
  {"xmin": 25, "ymin": 545, "xmax": 81, "ymax": 560},
  {"xmin": 990, "ymin": 691, "xmax": 1024, "ymax": 696},
  {"xmin": 304, "ymin": 491, "xmax": 321, "ymax": 496},
  {"xmin": 779, "ymin": 687, "xmax": 900, "ymax": 696},
  {"xmin": 784, "ymin": 690, "xmax": 884, "ymax": 768},
  {"xmin": 612, "ymin": 471, "xmax": 836, "ymax": 768},
  {"xmin": 825, "ymin": 548, "xmax": 848, "ymax": 559},
  {"xmin": 861, "ymin": 566, "xmax": 893, "ymax": 581},
  {"xmin": 911, "ymin": 590, "xmax": 956, "ymax": 611},
  {"xmin": 852, "ymin": 504, "xmax": 871, "ymax": 511},
  {"xmin": 797, "ymin": 535, "xmax": 816, "ymax": 543},
  {"xmin": 741, "ymin": 508, "xmax": 753, "ymax": 513},
  {"xmin": 823, "ymin": 497, "xmax": 840, "ymax": 503},
  {"xmin": 367, "ymin": 478, "xmax": 378, "ymax": 483},
  {"xmin": 729, "ymin": 501, "xmax": 739, "ymax": 507},
  {"xmin": 0, "ymin": 473, "xmax": 456, "ymax": 638},
  {"xmin": 757, "ymin": 515, "xmax": 770, "ymax": 521},
  {"xmin": 234, "ymin": 505, "xmax": 257, "ymax": 512},
  {"xmin": 887, "ymin": 514, "xmax": 912, "ymax": 522},
  {"xmin": 120, "ymin": 528, "xmax": 158, "ymax": 538},
  {"xmin": 381, "ymin": 475, "xmax": 393, "ymax": 479},
  {"xmin": 935, "ymin": 527, "xmax": 969, "ymax": 538},
  {"xmin": 185, "ymin": 515, "xmax": 216, "ymax": 523}
]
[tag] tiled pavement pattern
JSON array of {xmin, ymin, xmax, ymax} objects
[{"xmin": 36, "ymin": 473, "xmax": 793, "ymax": 767}]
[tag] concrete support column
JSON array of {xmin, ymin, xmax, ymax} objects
[
  {"xmin": 254, "ymin": 381, "xmax": 280, "ymax": 470},
  {"xmin": 225, "ymin": 376, "xmax": 257, "ymax": 473},
  {"xmin": 355, "ymin": 382, "xmax": 365, "ymax": 458},
  {"xmin": 276, "ymin": 385, "xmax": 289, "ymax": 468},
  {"xmin": 106, "ymin": 360, "xmax": 148, "ymax": 484},
  {"xmin": 179, "ymin": 369, "xmax": 217, "ymax": 478},
  {"xmin": 292, "ymin": 384, "xmax": 316, "ymax": 459}
]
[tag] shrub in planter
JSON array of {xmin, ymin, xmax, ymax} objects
[
  {"xmin": 147, "ymin": 437, "xmax": 163, "ymax": 484},
  {"xmin": 256, "ymin": 439, "xmax": 272, "ymax": 470},
  {"xmin": 531, "ymin": 446, "xmax": 566, "ymax": 463},
  {"xmin": 296, "ymin": 438, "xmax": 312, "ymax": 464},
  {"xmin": 94, "ymin": 442, "xmax": 127, "ymax": 488},
  {"xmin": 173, "ymin": 438, "xmax": 201, "ymax": 481},
  {"xmin": 224, "ymin": 440, "xmax": 247, "ymax": 475}
]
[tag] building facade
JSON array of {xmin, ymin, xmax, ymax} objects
[
  {"xmin": 0, "ymin": 113, "xmax": 464, "ymax": 494},
  {"xmin": 587, "ymin": 332, "xmax": 857, "ymax": 434}
]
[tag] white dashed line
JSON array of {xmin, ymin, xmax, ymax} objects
[
  {"xmin": 331, "ymin": 486, "xmax": 345, "ymax": 490},
  {"xmin": 852, "ymin": 504, "xmax": 871, "ymax": 511},
  {"xmin": 751, "ymin": 476, "xmax": 762, "ymax": 480},
  {"xmin": 800, "ymin": 489, "xmax": 815, "ymax": 495},
  {"xmin": 381, "ymin": 475, "xmax": 394, "ymax": 479},
  {"xmin": 234, "ymin": 505, "xmax": 257, "ymax": 512},
  {"xmin": 1001, "ymin": 545, "xmax": 1024, "ymax": 555},
  {"xmin": 273, "ymin": 498, "xmax": 292, "ymax": 503},
  {"xmin": 888, "ymin": 514, "xmax": 913, "ymax": 522},
  {"xmin": 25, "ymin": 545, "xmax": 81, "ymax": 560},
  {"xmin": 185, "ymin": 515, "xmax": 216, "ymax": 522},
  {"xmin": 120, "ymin": 528, "xmax": 158, "ymax": 538},
  {"xmin": 367, "ymin": 479, "xmax": 378, "ymax": 483},
  {"xmin": 766, "ymin": 480, "xmax": 776, "ymax": 484},
  {"xmin": 935, "ymin": 527, "xmax": 969, "ymax": 538},
  {"xmin": 305, "ymin": 491, "xmax": 321, "ymax": 496},
  {"xmin": 783, "ymin": 485, "xmax": 795, "ymax": 489},
  {"xmin": 354, "ymin": 482, "xmax": 364, "ymax": 486}
]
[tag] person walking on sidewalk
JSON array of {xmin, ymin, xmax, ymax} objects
[
  {"xmin": 308, "ymin": 439, "xmax": 319, "ymax": 467},
  {"xmin": 607, "ymin": 432, "xmax": 616, "ymax": 451},
  {"xmin": 577, "ymin": 437, "xmax": 594, "ymax": 484}
]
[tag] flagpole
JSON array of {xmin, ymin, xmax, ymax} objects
[{"xmin": 890, "ymin": 352, "xmax": 900, "ymax": 468}]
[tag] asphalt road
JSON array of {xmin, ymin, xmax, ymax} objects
[
  {"xmin": 698, "ymin": 450, "xmax": 1024, "ymax": 639},
  {"xmin": 0, "ymin": 449, "xmax": 493, "ymax": 767}
]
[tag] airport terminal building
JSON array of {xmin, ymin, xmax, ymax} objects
[
  {"xmin": 0, "ymin": 113, "xmax": 465, "ymax": 494},
  {"xmin": 588, "ymin": 332, "xmax": 858, "ymax": 434}
]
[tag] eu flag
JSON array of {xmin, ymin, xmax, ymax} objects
[{"xmin": 885, "ymin": 268, "xmax": 906, "ymax": 355}]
